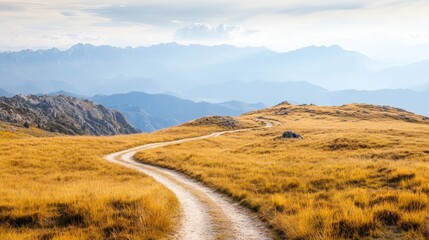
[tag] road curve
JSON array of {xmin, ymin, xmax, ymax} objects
[{"xmin": 105, "ymin": 121, "xmax": 274, "ymax": 240}]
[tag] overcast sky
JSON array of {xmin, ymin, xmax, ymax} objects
[{"xmin": 1, "ymin": 0, "xmax": 428, "ymax": 64}]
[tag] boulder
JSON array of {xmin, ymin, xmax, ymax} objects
[{"xmin": 281, "ymin": 130, "xmax": 302, "ymax": 139}]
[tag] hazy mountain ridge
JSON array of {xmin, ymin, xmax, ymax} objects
[
  {"xmin": 1, "ymin": 43, "xmax": 427, "ymax": 118},
  {"xmin": 91, "ymin": 91, "xmax": 264, "ymax": 132},
  {"xmin": 375, "ymin": 60, "xmax": 429, "ymax": 89},
  {"xmin": 0, "ymin": 95, "xmax": 140, "ymax": 135},
  {"xmin": 322, "ymin": 88, "xmax": 429, "ymax": 117},
  {"xmin": 0, "ymin": 88, "xmax": 11, "ymax": 97},
  {"xmin": 0, "ymin": 43, "xmax": 404, "ymax": 94},
  {"xmin": 186, "ymin": 80, "xmax": 327, "ymax": 104},
  {"xmin": 421, "ymin": 82, "xmax": 429, "ymax": 90},
  {"xmin": 196, "ymin": 45, "xmax": 382, "ymax": 89},
  {"xmin": 187, "ymin": 80, "xmax": 429, "ymax": 116},
  {"xmin": 0, "ymin": 43, "xmax": 269, "ymax": 94}
]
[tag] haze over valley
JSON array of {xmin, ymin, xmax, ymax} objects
[{"xmin": 1, "ymin": 43, "xmax": 428, "ymax": 121}]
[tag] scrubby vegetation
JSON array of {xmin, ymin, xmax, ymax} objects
[
  {"xmin": 136, "ymin": 103, "xmax": 429, "ymax": 239},
  {"xmin": 0, "ymin": 122, "xmax": 59, "ymax": 139},
  {"xmin": 183, "ymin": 115, "xmax": 257, "ymax": 129},
  {"xmin": 0, "ymin": 123, "xmax": 225, "ymax": 239}
]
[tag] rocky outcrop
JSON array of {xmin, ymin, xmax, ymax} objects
[
  {"xmin": 184, "ymin": 116, "xmax": 240, "ymax": 129},
  {"xmin": 0, "ymin": 95, "xmax": 140, "ymax": 135},
  {"xmin": 281, "ymin": 130, "xmax": 302, "ymax": 139}
]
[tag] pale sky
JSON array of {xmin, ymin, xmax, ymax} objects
[{"xmin": 1, "ymin": 0, "xmax": 429, "ymax": 64}]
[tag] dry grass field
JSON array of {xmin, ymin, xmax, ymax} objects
[
  {"xmin": 135, "ymin": 103, "xmax": 429, "ymax": 239},
  {"xmin": 0, "ymin": 122, "xmax": 226, "ymax": 240},
  {"xmin": 0, "ymin": 122, "xmax": 60, "ymax": 139}
]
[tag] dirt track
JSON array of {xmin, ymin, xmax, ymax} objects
[{"xmin": 105, "ymin": 122, "xmax": 275, "ymax": 239}]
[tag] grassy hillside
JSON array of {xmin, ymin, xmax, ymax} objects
[
  {"xmin": 0, "ymin": 123, "xmax": 227, "ymax": 239},
  {"xmin": 0, "ymin": 122, "xmax": 60, "ymax": 139},
  {"xmin": 135, "ymin": 103, "xmax": 429, "ymax": 239}
]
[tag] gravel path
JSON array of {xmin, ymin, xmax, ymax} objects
[{"xmin": 105, "ymin": 122, "xmax": 274, "ymax": 240}]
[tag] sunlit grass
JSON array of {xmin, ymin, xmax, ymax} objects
[
  {"xmin": 135, "ymin": 103, "xmax": 429, "ymax": 239},
  {"xmin": 0, "ymin": 123, "xmax": 222, "ymax": 239}
]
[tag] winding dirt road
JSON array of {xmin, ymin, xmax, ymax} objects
[{"xmin": 105, "ymin": 121, "xmax": 275, "ymax": 240}]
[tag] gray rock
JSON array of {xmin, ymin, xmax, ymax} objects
[
  {"xmin": 281, "ymin": 130, "xmax": 302, "ymax": 139},
  {"xmin": 0, "ymin": 95, "xmax": 140, "ymax": 135}
]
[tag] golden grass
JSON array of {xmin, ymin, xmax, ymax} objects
[
  {"xmin": 0, "ymin": 122, "xmax": 59, "ymax": 139},
  {"xmin": 135, "ymin": 104, "xmax": 429, "ymax": 239},
  {"xmin": 0, "ymin": 123, "xmax": 224, "ymax": 239}
]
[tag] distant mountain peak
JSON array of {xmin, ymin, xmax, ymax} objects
[
  {"xmin": 328, "ymin": 45, "xmax": 343, "ymax": 50},
  {"xmin": 292, "ymin": 45, "xmax": 348, "ymax": 54},
  {"xmin": 67, "ymin": 43, "xmax": 98, "ymax": 53},
  {"xmin": 70, "ymin": 43, "xmax": 94, "ymax": 49}
]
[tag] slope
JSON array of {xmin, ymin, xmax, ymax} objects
[
  {"xmin": 0, "ymin": 95, "xmax": 140, "ymax": 135},
  {"xmin": 135, "ymin": 103, "xmax": 429, "ymax": 239},
  {"xmin": 0, "ymin": 121, "xmax": 59, "ymax": 139},
  {"xmin": 0, "ymin": 119, "xmax": 235, "ymax": 239}
]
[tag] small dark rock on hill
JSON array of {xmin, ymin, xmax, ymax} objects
[
  {"xmin": 0, "ymin": 95, "xmax": 140, "ymax": 135},
  {"xmin": 281, "ymin": 130, "xmax": 303, "ymax": 139}
]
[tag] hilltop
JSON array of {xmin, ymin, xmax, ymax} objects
[
  {"xmin": 135, "ymin": 102, "xmax": 429, "ymax": 239},
  {"xmin": 1, "ymin": 101, "xmax": 429, "ymax": 239},
  {"xmin": 0, "ymin": 95, "xmax": 140, "ymax": 135}
]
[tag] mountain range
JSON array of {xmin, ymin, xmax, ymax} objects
[
  {"xmin": 415, "ymin": 81, "xmax": 429, "ymax": 91},
  {"xmin": 375, "ymin": 60, "xmax": 429, "ymax": 89},
  {"xmin": 0, "ymin": 43, "xmax": 428, "ymax": 119},
  {"xmin": 185, "ymin": 80, "xmax": 328, "ymax": 104},
  {"xmin": 186, "ymin": 80, "xmax": 429, "ymax": 116},
  {"xmin": 90, "ymin": 92, "xmax": 264, "ymax": 132},
  {"xmin": 2, "ymin": 43, "xmax": 428, "ymax": 95}
]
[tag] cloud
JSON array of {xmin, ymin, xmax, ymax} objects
[
  {"xmin": 0, "ymin": 3, "xmax": 25, "ymax": 12},
  {"xmin": 42, "ymin": 33, "xmax": 100, "ymax": 42},
  {"xmin": 276, "ymin": 2, "xmax": 366, "ymax": 16},
  {"xmin": 84, "ymin": 2, "xmax": 371, "ymax": 27},
  {"xmin": 382, "ymin": 0, "xmax": 426, "ymax": 7},
  {"xmin": 86, "ymin": 4, "xmax": 238, "ymax": 25},
  {"xmin": 60, "ymin": 11, "xmax": 75, "ymax": 17},
  {"xmin": 242, "ymin": 29, "xmax": 260, "ymax": 36},
  {"xmin": 175, "ymin": 23, "xmax": 240, "ymax": 40}
]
